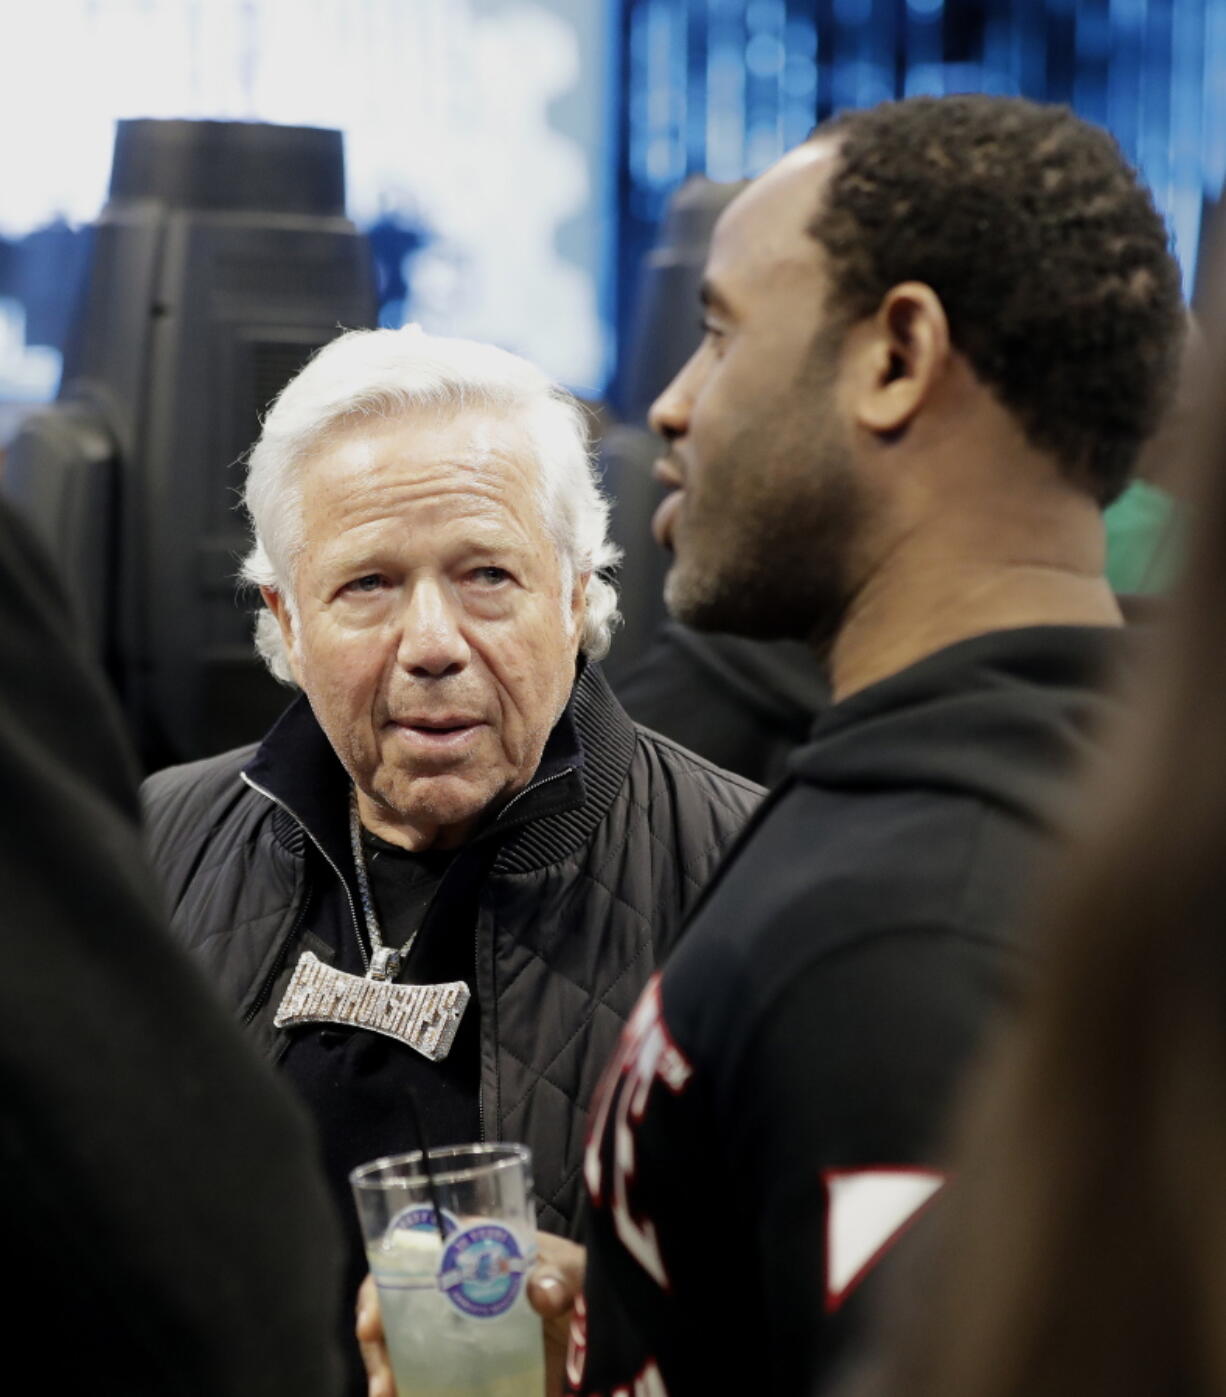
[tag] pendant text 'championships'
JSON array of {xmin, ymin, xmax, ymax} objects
[{"xmin": 274, "ymin": 951, "xmax": 470, "ymax": 1061}]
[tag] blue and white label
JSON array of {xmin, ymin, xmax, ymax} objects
[
  {"xmin": 437, "ymin": 1223, "xmax": 530, "ymax": 1318},
  {"xmin": 387, "ymin": 1203, "xmax": 460, "ymax": 1239}
]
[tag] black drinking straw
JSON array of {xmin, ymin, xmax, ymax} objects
[{"xmin": 404, "ymin": 1087, "xmax": 449, "ymax": 1246}]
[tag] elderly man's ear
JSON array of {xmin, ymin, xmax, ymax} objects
[
  {"xmin": 570, "ymin": 573, "xmax": 589, "ymax": 649},
  {"xmin": 260, "ymin": 585, "xmax": 304, "ymax": 686}
]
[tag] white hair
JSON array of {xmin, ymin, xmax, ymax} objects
[{"xmin": 240, "ymin": 325, "xmax": 621, "ymax": 684}]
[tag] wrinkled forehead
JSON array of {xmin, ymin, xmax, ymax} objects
[
  {"xmin": 291, "ymin": 403, "xmax": 553, "ymax": 529},
  {"xmin": 318, "ymin": 400, "xmax": 538, "ymax": 473}
]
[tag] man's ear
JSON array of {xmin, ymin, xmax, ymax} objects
[
  {"xmin": 569, "ymin": 572, "xmax": 590, "ymax": 653},
  {"xmin": 260, "ymin": 585, "xmax": 304, "ymax": 686},
  {"xmin": 846, "ymin": 282, "xmax": 951, "ymax": 437}
]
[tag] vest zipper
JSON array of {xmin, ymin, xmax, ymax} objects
[
  {"xmin": 240, "ymin": 771, "xmax": 370, "ymax": 973},
  {"xmin": 493, "ymin": 766, "xmax": 575, "ymax": 825}
]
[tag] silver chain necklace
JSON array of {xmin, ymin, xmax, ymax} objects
[
  {"xmin": 272, "ymin": 789, "xmax": 471, "ymax": 1061},
  {"xmin": 348, "ymin": 786, "xmax": 411, "ymax": 982}
]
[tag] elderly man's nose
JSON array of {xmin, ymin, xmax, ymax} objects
[{"xmin": 397, "ymin": 583, "xmax": 469, "ymax": 675}]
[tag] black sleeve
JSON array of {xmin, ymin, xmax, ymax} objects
[
  {"xmin": 0, "ymin": 499, "xmax": 345, "ymax": 1397},
  {"xmin": 724, "ymin": 927, "xmax": 1011, "ymax": 1393}
]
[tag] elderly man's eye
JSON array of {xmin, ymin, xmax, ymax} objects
[
  {"xmin": 346, "ymin": 574, "xmax": 386, "ymax": 593},
  {"xmin": 472, "ymin": 566, "xmax": 511, "ymax": 585}
]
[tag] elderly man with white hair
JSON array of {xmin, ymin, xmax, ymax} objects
[{"xmin": 142, "ymin": 325, "xmax": 760, "ymax": 1396}]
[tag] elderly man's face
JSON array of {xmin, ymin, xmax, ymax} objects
[{"xmin": 267, "ymin": 408, "xmax": 585, "ymax": 850}]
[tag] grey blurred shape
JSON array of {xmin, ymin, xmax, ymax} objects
[{"xmin": 4, "ymin": 119, "xmax": 377, "ymax": 767}]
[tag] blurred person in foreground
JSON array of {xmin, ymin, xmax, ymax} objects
[
  {"xmin": 830, "ymin": 289, "xmax": 1226, "ymax": 1397},
  {"xmin": 142, "ymin": 327, "xmax": 761, "ymax": 1396},
  {"xmin": 360, "ymin": 94, "xmax": 1185, "ymax": 1397},
  {"xmin": 0, "ymin": 495, "xmax": 343, "ymax": 1391}
]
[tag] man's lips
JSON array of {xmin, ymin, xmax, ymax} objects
[
  {"xmin": 392, "ymin": 715, "xmax": 482, "ymax": 730},
  {"xmin": 652, "ymin": 455, "xmax": 684, "ymax": 491},
  {"xmin": 651, "ymin": 456, "xmax": 685, "ymax": 549},
  {"xmin": 652, "ymin": 490, "xmax": 683, "ymax": 549},
  {"xmin": 387, "ymin": 717, "xmax": 487, "ymax": 753}
]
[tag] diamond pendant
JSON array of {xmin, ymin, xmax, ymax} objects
[{"xmin": 274, "ymin": 951, "xmax": 470, "ymax": 1061}]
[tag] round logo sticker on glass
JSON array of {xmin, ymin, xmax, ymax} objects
[
  {"xmin": 387, "ymin": 1204, "xmax": 460, "ymax": 1239},
  {"xmin": 437, "ymin": 1223, "xmax": 530, "ymax": 1318}
]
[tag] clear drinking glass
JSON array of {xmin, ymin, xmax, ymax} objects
[{"xmin": 351, "ymin": 1143, "xmax": 544, "ymax": 1397}]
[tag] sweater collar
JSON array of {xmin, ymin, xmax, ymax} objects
[{"xmin": 240, "ymin": 660, "xmax": 637, "ymax": 874}]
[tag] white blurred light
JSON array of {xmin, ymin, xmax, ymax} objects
[{"xmin": 0, "ymin": 0, "xmax": 606, "ymax": 391}]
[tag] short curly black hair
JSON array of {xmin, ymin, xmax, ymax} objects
[{"xmin": 809, "ymin": 95, "xmax": 1185, "ymax": 505}]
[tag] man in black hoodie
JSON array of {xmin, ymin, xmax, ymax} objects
[{"xmin": 564, "ymin": 96, "xmax": 1187, "ymax": 1397}]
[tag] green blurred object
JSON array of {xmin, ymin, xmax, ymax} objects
[{"xmin": 1104, "ymin": 479, "xmax": 1182, "ymax": 596}]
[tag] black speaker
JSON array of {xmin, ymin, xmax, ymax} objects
[{"xmin": 4, "ymin": 119, "xmax": 377, "ymax": 766}]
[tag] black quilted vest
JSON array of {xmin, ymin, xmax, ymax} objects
[{"xmin": 142, "ymin": 663, "xmax": 762, "ymax": 1234}]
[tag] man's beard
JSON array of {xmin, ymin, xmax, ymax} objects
[{"xmin": 663, "ymin": 424, "xmax": 866, "ymax": 656}]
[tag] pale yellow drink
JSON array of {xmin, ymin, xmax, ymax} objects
[{"xmin": 368, "ymin": 1224, "xmax": 544, "ymax": 1397}]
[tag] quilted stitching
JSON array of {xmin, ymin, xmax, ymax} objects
[
  {"xmin": 497, "ymin": 931, "xmax": 653, "ymax": 1124},
  {"xmin": 500, "ymin": 1044, "xmax": 613, "ymax": 1216},
  {"xmin": 487, "ymin": 743, "xmax": 758, "ymax": 1226},
  {"xmin": 495, "ymin": 871, "xmax": 652, "ymax": 1002}
]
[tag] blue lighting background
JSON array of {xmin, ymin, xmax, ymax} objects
[
  {"xmin": 1, "ymin": 1, "xmax": 1223, "ymax": 425},
  {"xmin": 613, "ymin": 0, "xmax": 1226, "ymax": 401}
]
